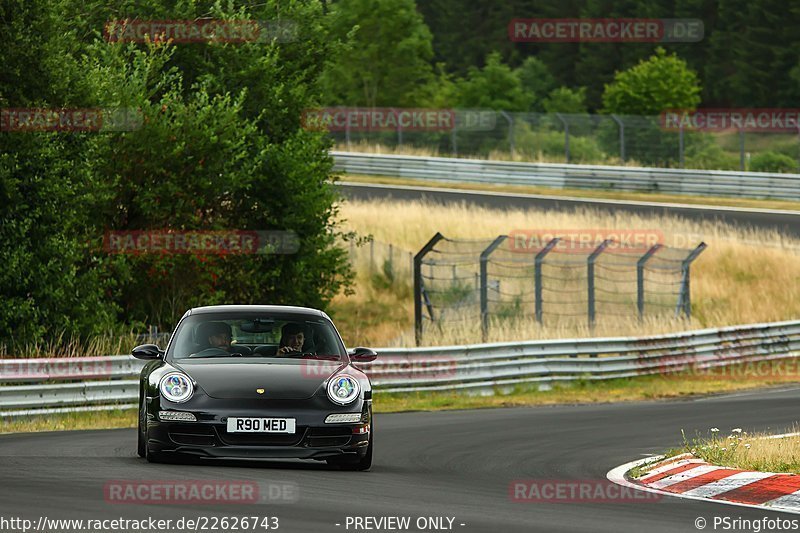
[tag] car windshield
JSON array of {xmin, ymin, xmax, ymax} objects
[{"xmin": 167, "ymin": 312, "xmax": 347, "ymax": 362}]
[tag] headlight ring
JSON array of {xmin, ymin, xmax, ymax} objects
[
  {"xmin": 159, "ymin": 372, "xmax": 194, "ymax": 403},
  {"xmin": 327, "ymin": 374, "xmax": 360, "ymax": 405}
]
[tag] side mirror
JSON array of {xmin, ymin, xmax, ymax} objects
[
  {"xmin": 132, "ymin": 344, "xmax": 163, "ymax": 360},
  {"xmin": 349, "ymin": 347, "xmax": 378, "ymax": 363}
]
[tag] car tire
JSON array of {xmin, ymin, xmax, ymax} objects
[
  {"xmin": 137, "ymin": 392, "xmax": 146, "ymax": 458},
  {"xmin": 145, "ymin": 441, "xmax": 169, "ymax": 464},
  {"xmin": 328, "ymin": 430, "xmax": 373, "ymax": 471},
  {"xmin": 143, "ymin": 417, "xmax": 170, "ymax": 464}
]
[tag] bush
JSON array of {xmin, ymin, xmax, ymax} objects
[
  {"xmin": 513, "ymin": 122, "xmax": 607, "ymax": 163},
  {"xmin": 749, "ymin": 151, "xmax": 798, "ymax": 173},
  {"xmin": 684, "ymin": 137, "xmax": 741, "ymax": 171}
]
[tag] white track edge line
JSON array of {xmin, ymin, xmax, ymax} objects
[{"xmin": 607, "ymin": 455, "xmax": 800, "ymax": 515}]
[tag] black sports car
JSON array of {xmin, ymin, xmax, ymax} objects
[{"xmin": 132, "ymin": 305, "xmax": 377, "ymax": 470}]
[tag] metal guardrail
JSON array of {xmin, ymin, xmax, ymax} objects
[
  {"xmin": 332, "ymin": 151, "xmax": 800, "ymax": 200},
  {"xmin": 1, "ymin": 319, "xmax": 799, "ymax": 417}
]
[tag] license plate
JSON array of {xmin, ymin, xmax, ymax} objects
[{"xmin": 226, "ymin": 417, "xmax": 296, "ymax": 433}]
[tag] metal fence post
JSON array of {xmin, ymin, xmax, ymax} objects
[
  {"xmin": 611, "ymin": 114, "xmax": 625, "ymax": 161},
  {"xmin": 679, "ymin": 121, "xmax": 685, "ymax": 168},
  {"xmin": 480, "ymin": 236, "xmax": 508, "ymax": 342},
  {"xmin": 397, "ymin": 110, "xmax": 403, "ymax": 148},
  {"xmin": 414, "ymin": 232, "xmax": 445, "ymax": 346},
  {"xmin": 556, "ymin": 113, "xmax": 570, "ymax": 163},
  {"xmin": 637, "ymin": 244, "xmax": 662, "ymax": 320},
  {"xmin": 739, "ymin": 129, "xmax": 745, "ymax": 171},
  {"xmin": 535, "ymin": 238, "xmax": 560, "ymax": 324},
  {"xmin": 451, "ymin": 121, "xmax": 458, "ymax": 157},
  {"xmin": 587, "ymin": 239, "xmax": 612, "ymax": 327},
  {"xmin": 676, "ymin": 242, "xmax": 707, "ymax": 319},
  {"xmin": 500, "ymin": 111, "xmax": 515, "ymax": 157},
  {"xmin": 345, "ymin": 106, "xmax": 351, "ymax": 150}
]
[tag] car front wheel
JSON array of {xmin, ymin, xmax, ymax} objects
[
  {"xmin": 328, "ymin": 429, "xmax": 372, "ymax": 471},
  {"xmin": 137, "ymin": 393, "xmax": 146, "ymax": 458}
]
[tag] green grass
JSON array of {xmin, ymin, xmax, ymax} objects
[{"xmin": 656, "ymin": 427, "xmax": 800, "ymax": 474}]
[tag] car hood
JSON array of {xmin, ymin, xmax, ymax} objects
[{"xmin": 173, "ymin": 360, "xmax": 345, "ymax": 400}]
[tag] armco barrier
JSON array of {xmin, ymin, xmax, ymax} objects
[
  {"xmin": 332, "ymin": 151, "xmax": 800, "ymax": 200},
  {"xmin": 1, "ymin": 319, "xmax": 799, "ymax": 417}
]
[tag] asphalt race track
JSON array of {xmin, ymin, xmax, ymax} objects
[
  {"xmin": 3, "ymin": 387, "xmax": 800, "ymax": 533},
  {"xmin": 338, "ymin": 182, "xmax": 800, "ymax": 237}
]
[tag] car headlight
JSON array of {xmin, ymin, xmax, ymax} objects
[
  {"xmin": 327, "ymin": 374, "xmax": 360, "ymax": 405},
  {"xmin": 159, "ymin": 372, "xmax": 194, "ymax": 403}
]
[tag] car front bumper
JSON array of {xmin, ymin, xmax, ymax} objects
[{"xmin": 145, "ymin": 396, "xmax": 371, "ymax": 460}]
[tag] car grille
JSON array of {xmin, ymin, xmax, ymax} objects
[
  {"xmin": 169, "ymin": 425, "xmax": 216, "ymax": 446},
  {"xmin": 168, "ymin": 424, "xmax": 355, "ymax": 448},
  {"xmin": 217, "ymin": 426, "xmax": 307, "ymax": 447},
  {"xmin": 305, "ymin": 427, "xmax": 352, "ymax": 447}
]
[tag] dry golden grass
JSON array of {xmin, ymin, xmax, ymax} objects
[
  {"xmin": 332, "ymin": 198, "xmax": 800, "ymax": 346},
  {"xmin": 336, "ymin": 142, "xmax": 632, "ymax": 166},
  {"xmin": 671, "ymin": 426, "xmax": 800, "ymax": 474}
]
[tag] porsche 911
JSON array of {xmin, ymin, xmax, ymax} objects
[{"xmin": 132, "ymin": 305, "xmax": 376, "ymax": 470}]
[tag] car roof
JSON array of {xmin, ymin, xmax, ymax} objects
[{"xmin": 188, "ymin": 305, "xmax": 329, "ymax": 319}]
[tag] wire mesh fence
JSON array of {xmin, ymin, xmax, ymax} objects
[
  {"xmin": 327, "ymin": 109, "xmax": 800, "ymax": 172},
  {"xmin": 345, "ymin": 238, "xmax": 415, "ymax": 285},
  {"xmin": 413, "ymin": 232, "xmax": 706, "ymax": 345}
]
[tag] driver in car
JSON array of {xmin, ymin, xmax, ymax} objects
[
  {"xmin": 277, "ymin": 323, "xmax": 307, "ymax": 355},
  {"xmin": 192, "ymin": 321, "xmax": 235, "ymax": 357}
]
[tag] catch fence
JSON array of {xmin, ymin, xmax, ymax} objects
[{"xmin": 414, "ymin": 232, "xmax": 706, "ymax": 345}]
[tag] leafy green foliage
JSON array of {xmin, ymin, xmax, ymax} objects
[
  {"xmin": 455, "ymin": 52, "xmax": 532, "ymax": 111},
  {"xmin": 602, "ymin": 48, "xmax": 702, "ymax": 116},
  {"xmin": 542, "ymin": 87, "xmax": 587, "ymax": 114},
  {"xmin": 319, "ymin": 0, "xmax": 435, "ymax": 107},
  {"xmin": 0, "ymin": 0, "xmax": 353, "ymax": 350},
  {"xmin": 515, "ymin": 57, "xmax": 557, "ymax": 111},
  {"xmin": 750, "ymin": 151, "xmax": 798, "ymax": 173}
]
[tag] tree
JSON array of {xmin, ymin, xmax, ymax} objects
[
  {"xmin": 602, "ymin": 48, "xmax": 702, "ymax": 115},
  {"xmin": 319, "ymin": 0, "xmax": 435, "ymax": 107},
  {"xmin": 456, "ymin": 52, "xmax": 531, "ymax": 111},
  {"xmin": 515, "ymin": 57, "xmax": 557, "ymax": 112},
  {"xmin": 542, "ymin": 87, "xmax": 587, "ymax": 114},
  {"xmin": 0, "ymin": 0, "xmax": 355, "ymax": 349},
  {"xmin": 0, "ymin": 0, "xmax": 119, "ymax": 349}
]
